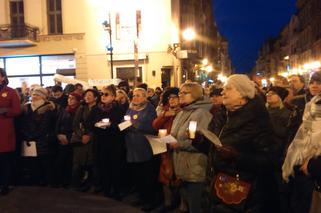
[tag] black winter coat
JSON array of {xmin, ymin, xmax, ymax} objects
[
  {"xmin": 206, "ymin": 96, "xmax": 279, "ymax": 213},
  {"xmin": 20, "ymin": 101, "xmax": 57, "ymax": 156}
]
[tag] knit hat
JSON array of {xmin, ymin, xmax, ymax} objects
[
  {"xmin": 210, "ymin": 88, "xmax": 223, "ymax": 97},
  {"xmin": 162, "ymin": 87, "xmax": 179, "ymax": 106},
  {"xmin": 225, "ymin": 74, "xmax": 256, "ymax": 99},
  {"xmin": 32, "ymin": 87, "xmax": 48, "ymax": 100},
  {"xmin": 69, "ymin": 92, "xmax": 82, "ymax": 102},
  {"xmin": 309, "ymin": 71, "xmax": 321, "ymax": 84},
  {"xmin": 268, "ymin": 86, "xmax": 289, "ymax": 101}
]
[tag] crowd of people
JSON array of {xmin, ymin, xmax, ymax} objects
[{"xmin": 0, "ymin": 66, "xmax": 321, "ymax": 213}]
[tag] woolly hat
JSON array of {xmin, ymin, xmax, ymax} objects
[
  {"xmin": 162, "ymin": 87, "xmax": 179, "ymax": 106},
  {"xmin": 225, "ymin": 74, "xmax": 256, "ymax": 99},
  {"xmin": 210, "ymin": 88, "xmax": 223, "ymax": 97},
  {"xmin": 69, "ymin": 92, "xmax": 82, "ymax": 102},
  {"xmin": 309, "ymin": 71, "xmax": 321, "ymax": 84},
  {"xmin": 32, "ymin": 87, "xmax": 48, "ymax": 100},
  {"xmin": 268, "ymin": 86, "xmax": 289, "ymax": 101}
]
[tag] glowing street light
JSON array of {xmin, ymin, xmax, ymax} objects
[
  {"xmin": 206, "ymin": 65, "xmax": 213, "ymax": 73},
  {"xmin": 182, "ymin": 28, "xmax": 196, "ymax": 41}
]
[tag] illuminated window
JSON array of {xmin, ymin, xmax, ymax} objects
[
  {"xmin": 42, "ymin": 55, "xmax": 75, "ymax": 74},
  {"xmin": 0, "ymin": 58, "xmax": 4, "ymax": 68},
  {"xmin": 1, "ymin": 54, "xmax": 75, "ymax": 88},
  {"xmin": 47, "ymin": 0, "xmax": 62, "ymax": 34},
  {"xmin": 6, "ymin": 57, "xmax": 40, "ymax": 75}
]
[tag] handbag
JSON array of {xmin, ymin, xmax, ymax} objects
[{"xmin": 213, "ymin": 172, "xmax": 251, "ymax": 205}]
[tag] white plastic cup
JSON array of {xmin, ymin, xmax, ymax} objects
[
  {"xmin": 188, "ymin": 121, "xmax": 197, "ymax": 139},
  {"xmin": 102, "ymin": 118, "xmax": 110, "ymax": 123},
  {"xmin": 124, "ymin": 115, "xmax": 131, "ymax": 121}
]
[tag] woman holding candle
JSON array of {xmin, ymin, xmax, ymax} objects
[
  {"xmin": 90, "ymin": 85, "xmax": 125, "ymax": 198},
  {"xmin": 152, "ymin": 87, "xmax": 181, "ymax": 211},
  {"xmin": 170, "ymin": 82, "xmax": 213, "ymax": 213},
  {"xmin": 124, "ymin": 88, "xmax": 158, "ymax": 211},
  {"xmin": 196, "ymin": 74, "xmax": 279, "ymax": 212}
]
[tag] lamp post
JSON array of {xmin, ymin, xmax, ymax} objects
[{"xmin": 103, "ymin": 13, "xmax": 114, "ymax": 79}]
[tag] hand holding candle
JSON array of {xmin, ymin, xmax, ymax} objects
[
  {"xmin": 188, "ymin": 121, "xmax": 197, "ymax": 139},
  {"xmin": 102, "ymin": 118, "xmax": 110, "ymax": 124},
  {"xmin": 158, "ymin": 129, "xmax": 167, "ymax": 138}
]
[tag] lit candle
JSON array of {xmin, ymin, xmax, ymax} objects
[
  {"xmin": 158, "ymin": 129, "xmax": 167, "ymax": 138},
  {"xmin": 102, "ymin": 118, "xmax": 110, "ymax": 123},
  {"xmin": 124, "ymin": 115, "xmax": 131, "ymax": 121},
  {"xmin": 188, "ymin": 121, "xmax": 197, "ymax": 139}
]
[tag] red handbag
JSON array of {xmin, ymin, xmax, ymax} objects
[{"xmin": 214, "ymin": 172, "xmax": 251, "ymax": 205}]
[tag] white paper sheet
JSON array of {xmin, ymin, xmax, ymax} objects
[
  {"xmin": 118, "ymin": 120, "xmax": 132, "ymax": 131},
  {"xmin": 95, "ymin": 121, "xmax": 110, "ymax": 129},
  {"xmin": 145, "ymin": 135, "xmax": 167, "ymax": 155},
  {"xmin": 159, "ymin": 135, "xmax": 178, "ymax": 144},
  {"xmin": 199, "ymin": 129, "xmax": 222, "ymax": 147},
  {"xmin": 21, "ymin": 141, "xmax": 37, "ymax": 157}
]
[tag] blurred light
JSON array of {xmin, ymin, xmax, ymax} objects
[
  {"xmin": 202, "ymin": 58, "xmax": 208, "ymax": 66},
  {"xmin": 182, "ymin": 28, "xmax": 196, "ymax": 41},
  {"xmin": 269, "ymin": 77, "xmax": 275, "ymax": 82},
  {"xmin": 303, "ymin": 61, "xmax": 321, "ymax": 70},
  {"xmin": 218, "ymin": 73, "xmax": 227, "ymax": 83},
  {"xmin": 284, "ymin": 56, "xmax": 289, "ymax": 60},
  {"xmin": 206, "ymin": 65, "xmax": 213, "ymax": 73},
  {"xmin": 261, "ymin": 79, "xmax": 267, "ymax": 87}
]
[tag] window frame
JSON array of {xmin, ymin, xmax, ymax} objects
[{"xmin": 47, "ymin": 0, "xmax": 62, "ymax": 35}]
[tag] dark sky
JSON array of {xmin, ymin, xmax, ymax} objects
[{"xmin": 212, "ymin": 0, "xmax": 297, "ymax": 73}]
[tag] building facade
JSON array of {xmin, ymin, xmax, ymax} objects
[
  {"xmin": 0, "ymin": 0, "xmax": 229, "ymax": 88},
  {"xmin": 254, "ymin": 0, "xmax": 321, "ymax": 78}
]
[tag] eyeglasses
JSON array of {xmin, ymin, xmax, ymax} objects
[
  {"xmin": 179, "ymin": 91, "xmax": 191, "ymax": 96},
  {"xmin": 102, "ymin": 93, "xmax": 110, "ymax": 97}
]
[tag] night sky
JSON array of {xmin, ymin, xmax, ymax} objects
[{"xmin": 212, "ymin": 0, "xmax": 297, "ymax": 73}]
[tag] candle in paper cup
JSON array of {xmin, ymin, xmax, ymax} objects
[
  {"xmin": 102, "ymin": 118, "xmax": 110, "ymax": 123},
  {"xmin": 124, "ymin": 115, "xmax": 131, "ymax": 121},
  {"xmin": 188, "ymin": 121, "xmax": 197, "ymax": 139},
  {"xmin": 158, "ymin": 129, "xmax": 167, "ymax": 137}
]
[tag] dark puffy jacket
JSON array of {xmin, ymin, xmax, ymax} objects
[
  {"xmin": 20, "ymin": 101, "xmax": 57, "ymax": 156},
  {"xmin": 206, "ymin": 96, "xmax": 279, "ymax": 213}
]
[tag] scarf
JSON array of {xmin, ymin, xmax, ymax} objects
[
  {"xmin": 130, "ymin": 101, "xmax": 148, "ymax": 111},
  {"xmin": 66, "ymin": 103, "xmax": 80, "ymax": 114},
  {"xmin": 99, "ymin": 101, "xmax": 114, "ymax": 112},
  {"xmin": 282, "ymin": 95, "xmax": 321, "ymax": 182},
  {"xmin": 31, "ymin": 99, "xmax": 45, "ymax": 111}
]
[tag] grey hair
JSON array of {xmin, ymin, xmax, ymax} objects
[
  {"xmin": 133, "ymin": 87, "xmax": 147, "ymax": 97},
  {"xmin": 180, "ymin": 82, "xmax": 203, "ymax": 100}
]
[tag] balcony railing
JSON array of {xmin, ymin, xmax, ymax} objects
[{"xmin": 0, "ymin": 24, "xmax": 39, "ymax": 42}]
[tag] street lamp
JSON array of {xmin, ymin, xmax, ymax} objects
[
  {"xmin": 102, "ymin": 13, "xmax": 114, "ymax": 79},
  {"xmin": 182, "ymin": 28, "xmax": 196, "ymax": 41}
]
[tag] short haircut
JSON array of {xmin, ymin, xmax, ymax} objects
[
  {"xmin": 52, "ymin": 85, "xmax": 63, "ymax": 92},
  {"xmin": 75, "ymin": 83, "xmax": 83, "ymax": 88},
  {"xmin": 180, "ymin": 82, "xmax": 203, "ymax": 100},
  {"xmin": 102, "ymin": 84, "xmax": 117, "ymax": 96},
  {"xmin": 133, "ymin": 87, "xmax": 147, "ymax": 97}
]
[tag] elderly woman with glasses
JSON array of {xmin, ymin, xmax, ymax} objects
[
  {"xmin": 124, "ymin": 87, "xmax": 158, "ymax": 211},
  {"xmin": 170, "ymin": 82, "xmax": 213, "ymax": 213},
  {"xmin": 195, "ymin": 74, "xmax": 279, "ymax": 212}
]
